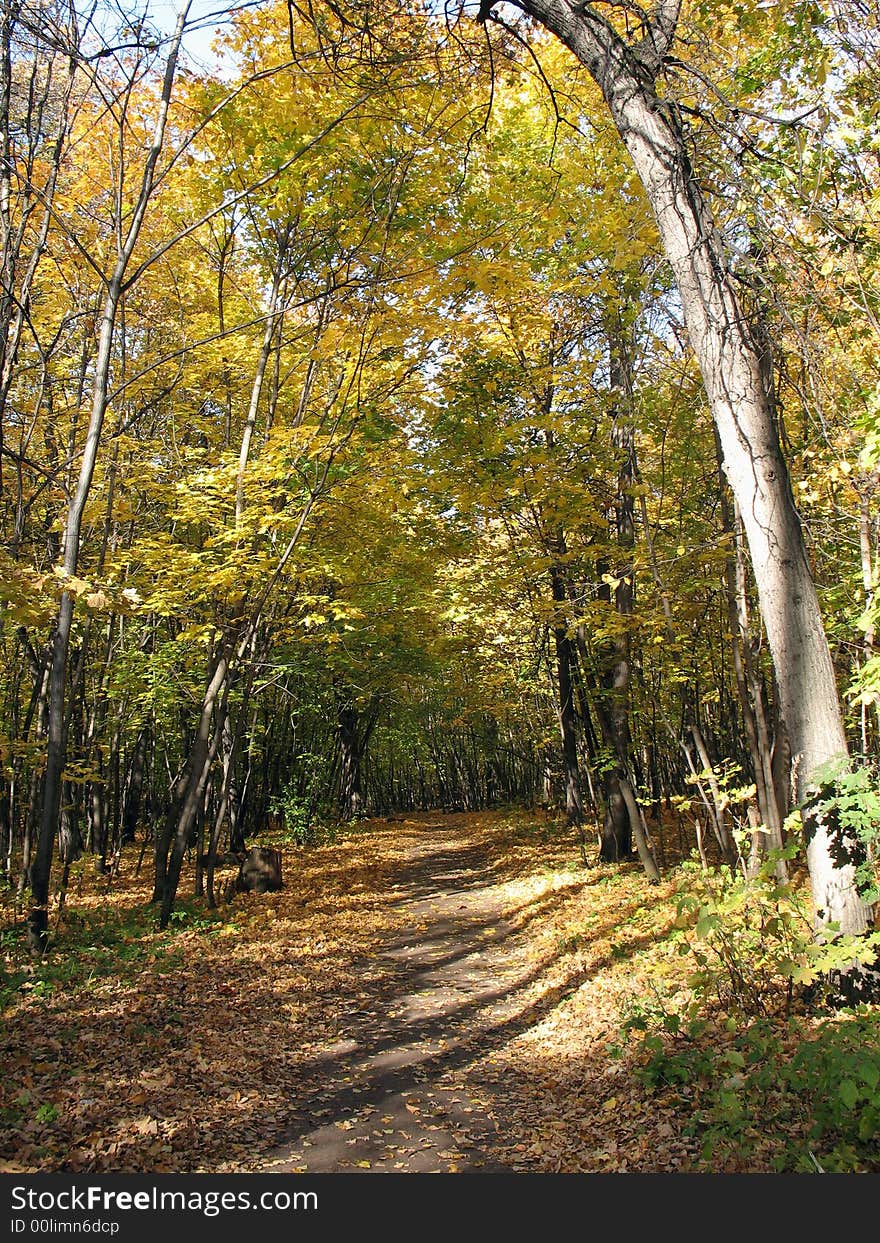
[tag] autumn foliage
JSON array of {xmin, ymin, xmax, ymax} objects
[{"xmin": 1, "ymin": 0, "xmax": 879, "ymax": 1174}]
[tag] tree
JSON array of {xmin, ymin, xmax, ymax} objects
[
  {"xmin": 27, "ymin": 7, "xmax": 192, "ymax": 951},
  {"xmin": 474, "ymin": 0, "xmax": 875, "ymax": 979},
  {"xmin": 3, "ymin": 0, "xmax": 875, "ymax": 982}
]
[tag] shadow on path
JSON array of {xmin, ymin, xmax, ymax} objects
[{"xmin": 259, "ymin": 818, "xmax": 647, "ymax": 1173}]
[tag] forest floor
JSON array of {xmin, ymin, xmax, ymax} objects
[{"xmin": 1, "ymin": 810, "xmax": 875, "ymax": 1174}]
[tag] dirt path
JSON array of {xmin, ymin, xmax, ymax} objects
[
  {"xmin": 3, "ymin": 809, "xmax": 692, "ymax": 1174},
  {"xmin": 261, "ymin": 817, "xmax": 541, "ymax": 1172}
]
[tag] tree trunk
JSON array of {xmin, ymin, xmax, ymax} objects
[
  {"xmin": 159, "ymin": 650, "xmax": 229, "ymax": 930},
  {"xmin": 689, "ymin": 722, "xmax": 736, "ymax": 864},
  {"xmin": 597, "ymin": 316, "xmax": 639, "ymax": 862},
  {"xmin": 121, "ymin": 728, "xmax": 149, "ymax": 843},
  {"xmin": 337, "ymin": 702, "xmax": 367, "ymax": 820},
  {"xmin": 717, "ymin": 459, "xmax": 787, "ymax": 878},
  {"xmin": 550, "ymin": 559, "xmax": 586, "ymax": 826},
  {"xmin": 857, "ymin": 491, "xmax": 878, "ymax": 754}
]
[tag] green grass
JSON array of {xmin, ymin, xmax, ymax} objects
[{"xmin": 0, "ymin": 893, "xmax": 230, "ymax": 1014}]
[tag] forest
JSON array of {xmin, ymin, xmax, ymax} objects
[{"xmin": 1, "ymin": 0, "xmax": 879, "ymax": 1177}]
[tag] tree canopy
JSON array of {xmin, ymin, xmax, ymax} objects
[{"xmin": 0, "ymin": 0, "xmax": 879, "ymax": 1175}]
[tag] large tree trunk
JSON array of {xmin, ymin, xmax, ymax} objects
[
  {"xmin": 501, "ymin": 0, "xmax": 874, "ymax": 950},
  {"xmin": 337, "ymin": 700, "xmax": 373, "ymax": 820}
]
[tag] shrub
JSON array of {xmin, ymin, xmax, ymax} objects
[{"xmin": 268, "ymin": 752, "xmax": 335, "ymax": 847}]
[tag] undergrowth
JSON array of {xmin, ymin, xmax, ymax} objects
[{"xmin": 613, "ymin": 790, "xmax": 880, "ymax": 1171}]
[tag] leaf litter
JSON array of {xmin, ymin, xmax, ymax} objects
[{"xmin": 0, "ymin": 810, "xmax": 817, "ymax": 1173}]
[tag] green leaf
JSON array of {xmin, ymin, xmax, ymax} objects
[
  {"xmin": 838, "ymin": 1079, "xmax": 859, "ymax": 1110},
  {"xmin": 857, "ymin": 1062, "xmax": 879, "ymax": 1091}
]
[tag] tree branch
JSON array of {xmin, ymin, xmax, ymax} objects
[{"xmin": 633, "ymin": 0, "xmax": 681, "ymax": 75}]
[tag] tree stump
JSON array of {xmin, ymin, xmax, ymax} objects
[{"xmin": 237, "ymin": 846, "xmax": 283, "ymax": 894}]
